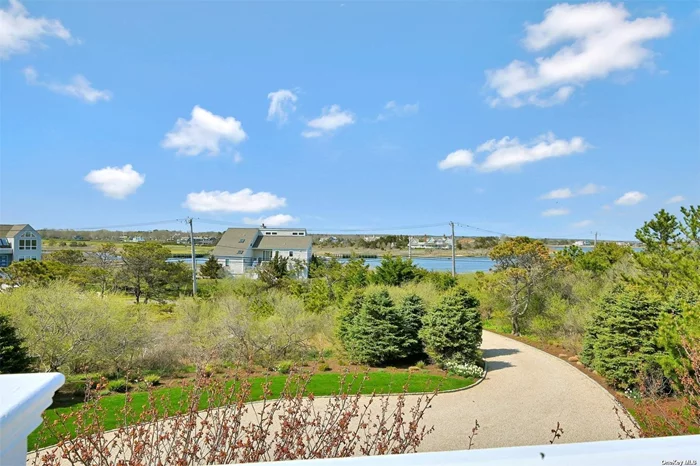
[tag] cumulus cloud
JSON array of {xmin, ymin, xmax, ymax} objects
[
  {"xmin": 478, "ymin": 132, "xmax": 588, "ymax": 172},
  {"xmin": 666, "ymin": 195, "xmax": 685, "ymax": 204},
  {"xmin": 183, "ymin": 189, "xmax": 286, "ymax": 213},
  {"xmin": 0, "ymin": 0, "xmax": 74, "ymax": 59},
  {"xmin": 540, "ymin": 183, "xmax": 604, "ymax": 199},
  {"xmin": 84, "ymin": 164, "xmax": 145, "ymax": 199},
  {"xmin": 542, "ymin": 208, "xmax": 570, "ymax": 217},
  {"xmin": 23, "ymin": 66, "xmax": 111, "ymax": 103},
  {"xmin": 485, "ymin": 2, "xmax": 672, "ymax": 107},
  {"xmin": 540, "ymin": 188, "xmax": 573, "ymax": 199},
  {"xmin": 572, "ymin": 220, "xmax": 593, "ymax": 228},
  {"xmin": 302, "ymin": 105, "xmax": 354, "ymax": 138},
  {"xmin": 437, "ymin": 149, "xmax": 474, "ymax": 170},
  {"xmin": 615, "ymin": 191, "xmax": 647, "ymax": 206},
  {"xmin": 376, "ymin": 100, "xmax": 419, "ymax": 121},
  {"xmin": 243, "ymin": 214, "xmax": 299, "ymax": 227},
  {"xmin": 439, "ymin": 133, "xmax": 588, "ymax": 172},
  {"xmin": 267, "ymin": 89, "xmax": 298, "ymax": 124},
  {"xmin": 162, "ymin": 106, "xmax": 247, "ymax": 156}
]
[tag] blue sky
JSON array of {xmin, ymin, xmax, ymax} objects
[{"xmin": 1, "ymin": 1, "xmax": 698, "ymax": 240}]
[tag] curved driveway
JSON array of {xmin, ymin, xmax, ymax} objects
[{"xmin": 414, "ymin": 330, "xmax": 638, "ymax": 451}]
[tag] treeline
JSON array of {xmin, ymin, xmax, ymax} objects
[{"xmin": 38, "ymin": 229, "xmax": 223, "ymax": 242}]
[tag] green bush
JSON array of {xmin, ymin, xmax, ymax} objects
[
  {"xmin": 337, "ymin": 289, "xmax": 414, "ymax": 365},
  {"xmin": 415, "ymin": 360, "xmax": 426, "ymax": 369},
  {"xmin": 0, "ymin": 314, "xmax": 34, "ymax": 374},
  {"xmin": 144, "ymin": 374, "xmax": 161, "ymax": 386},
  {"xmin": 397, "ymin": 294, "xmax": 426, "ymax": 359},
  {"xmin": 317, "ymin": 362, "xmax": 330, "ymax": 372},
  {"xmin": 276, "ymin": 360, "xmax": 293, "ymax": 374},
  {"xmin": 581, "ymin": 284, "xmax": 666, "ymax": 389},
  {"xmin": 419, "ymin": 288, "xmax": 482, "ymax": 365},
  {"xmin": 107, "ymin": 379, "xmax": 131, "ymax": 393}
]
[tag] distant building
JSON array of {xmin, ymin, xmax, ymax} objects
[
  {"xmin": 213, "ymin": 227, "xmax": 312, "ymax": 278},
  {"xmin": 0, "ymin": 224, "xmax": 42, "ymax": 267},
  {"xmin": 409, "ymin": 236, "xmax": 452, "ymax": 250},
  {"xmin": 129, "ymin": 236, "xmax": 145, "ymax": 243},
  {"xmin": 177, "ymin": 236, "xmax": 217, "ymax": 245}
]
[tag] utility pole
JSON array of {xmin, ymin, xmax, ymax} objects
[
  {"xmin": 450, "ymin": 221, "xmax": 456, "ymax": 278},
  {"xmin": 408, "ymin": 236, "xmax": 412, "ymax": 259},
  {"xmin": 187, "ymin": 217, "xmax": 197, "ymax": 297},
  {"xmin": 593, "ymin": 231, "xmax": 598, "ymax": 247}
]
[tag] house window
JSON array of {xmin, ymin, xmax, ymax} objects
[
  {"xmin": 237, "ymin": 250, "xmax": 243, "ymax": 255},
  {"xmin": 225, "ymin": 259, "xmax": 229, "ymax": 267},
  {"xmin": 289, "ymin": 251, "xmax": 293, "ymax": 257},
  {"xmin": 19, "ymin": 257, "xmax": 24, "ymax": 262},
  {"xmin": 292, "ymin": 232, "xmax": 298, "ymax": 236},
  {"xmin": 272, "ymin": 232, "xmax": 277, "ymax": 235},
  {"xmin": 19, "ymin": 240, "xmax": 24, "ymax": 250},
  {"xmin": 265, "ymin": 232, "xmax": 271, "ymax": 235},
  {"xmin": 31, "ymin": 239, "xmax": 37, "ymax": 249}
]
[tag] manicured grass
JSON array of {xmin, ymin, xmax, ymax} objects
[{"xmin": 29, "ymin": 371, "xmax": 473, "ymax": 449}]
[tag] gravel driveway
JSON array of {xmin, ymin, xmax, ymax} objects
[{"xmin": 415, "ymin": 330, "xmax": 638, "ymax": 452}]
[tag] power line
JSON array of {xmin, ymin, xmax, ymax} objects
[
  {"xmin": 308, "ymin": 223, "xmax": 448, "ymax": 233},
  {"xmin": 453, "ymin": 222, "xmax": 511, "ymax": 237}
]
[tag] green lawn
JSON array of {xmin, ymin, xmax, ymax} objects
[{"xmin": 30, "ymin": 371, "xmax": 472, "ymax": 449}]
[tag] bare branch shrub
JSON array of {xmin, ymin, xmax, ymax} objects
[{"xmin": 30, "ymin": 371, "xmax": 435, "ymax": 465}]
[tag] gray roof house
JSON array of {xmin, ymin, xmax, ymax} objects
[
  {"xmin": 0, "ymin": 224, "xmax": 42, "ymax": 267},
  {"xmin": 213, "ymin": 227, "xmax": 312, "ymax": 278}
]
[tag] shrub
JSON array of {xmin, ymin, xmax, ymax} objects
[
  {"xmin": 415, "ymin": 360, "xmax": 426, "ymax": 369},
  {"xmin": 144, "ymin": 374, "xmax": 161, "ymax": 386},
  {"xmin": 107, "ymin": 379, "xmax": 131, "ymax": 393},
  {"xmin": 372, "ymin": 256, "xmax": 421, "ymax": 286},
  {"xmin": 581, "ymin": 284, "xmax": 666, "ymax": 389},
  {"xmin": 317, "ymin": 362, "xmax": 330, "ymax": 372},
  {"xmin": 420, "ymin": 288, "xmax": 482, "ymax": 365},
  {"xmin": 444, "ymin": 358, "xmax": 485, "ymax": 379},
  {"xmin": 277, "ymin": 360, "xmax": 293, "ymax": 374},
  {"xmin": 397, "ymin": 294, "xmax": 426, "ymax": 360},
  {"xmin": 0, "ymin": 314, "xmax": 34, "ymax": 374},
  {"xmin": 337, "ymin": 290, "xmax": 406, "ymax": 365}
]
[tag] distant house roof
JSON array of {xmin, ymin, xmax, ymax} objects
[
  {"xmin": 212, "ymin": 228, "xmax": 260, "ymax": 257},
  {"xmin": 252, "ymin": 235, "xmax": 312, "ymax": 250},
  {"xmin": 0, "ymin": 224, "xmax": 29, "ymax": 238}
]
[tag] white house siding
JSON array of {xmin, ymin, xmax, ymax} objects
[{"xmin": 8, "ymin": 226, "xmax": 42, "ymax": 263}]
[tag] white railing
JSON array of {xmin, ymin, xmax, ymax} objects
[
  {"xmin": 1, "ymin": 373, "xmax": 698, "ymax": 466},
  {"xmin": 0, "ymin": 373, "xmax": 64, "ymax": 466}
]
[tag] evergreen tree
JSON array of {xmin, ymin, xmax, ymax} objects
[
  {"xmin": 338, "ymin": 290, "xmax": 406, "ymax": 365},
  {"xmin": 580, "ymin": 284, "xmax": 666, "ymax": 389},
  {"xmin": 397, "ymin": 294, "xmax": 426, "ymax": 359},
  {"xmin": 0, "ymin": 314, "xmax": 34, "ymax": 374},
  {"xmin": 419, "ymin": 288, "xmax": 482, "ymax": 364},
  {"xmin": 200, "ymin": 255, "xmax": 225, "ymax": 279}
]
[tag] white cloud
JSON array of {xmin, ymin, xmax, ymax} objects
[
  {"xmin": 84, "ymin": 164, "xmax": 145, "ymax": 199},
  {"xmin": 233, "ymin": 152, "xmax": 243, "ymax": 164},
  {"xmin": 302, "ymin": 105, "xmax": 354, "ymax": 137},
  {"xmin": 243, "ymin": 214, "xmax": 299, "ymax": 227},
  {"xmin": 615, "ymin": 191, "xmax": 647, "ymax": 206},
  {"xmin": 376, "ymin": 100, "xmax": 419, "ymax": 120},
  {"xmin": 477, "ymin": 132, "xmax": 588, "ymax": 172},
  {"xmin": 485, "ymin": 2, "xmax": 672, "ymax": 107},
  {"xmin": 438, "ymin": 149, "xmax": 474, "ymax": 170},
  {"xmin": 267, "ymin": 89, "xmax": 298, "ymax": 124},
  {"xmin": 0, "ymin": 0, "xmax": 73, "ymax": 59},
  {"xmin": 542, "ymin": 208, "xmax": 570, "ymax": 217},
  {"xmin": 540, "ymin": 183, "xmax": 604, "ymax": 199},
  {"xmin": 162, "ymin": 106, "xmax": 247, "ymax": 156},
  {"xmin": 183, "ymin": 188, "xmax": 286, "ymax": 213},
  {"xmin": 572, "ymin": 220, "xmax": 593, "ymax": 228},
  {"xmin": 578, "ymin": 183, "xmax": 605, "ymax": 195},
  {"xmin": 23, "ymin": 66, "xmax": 111, "ymax": 103},
  {"xmin": 540, "ymin": 188, "xmax": 573, "ymax": 199},
  {"xmin": 666, "ymin": 195, "xmax": 685, "ymax": 204}
]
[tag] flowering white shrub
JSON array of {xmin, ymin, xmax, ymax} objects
[{"xmin": 444, "ymin": 359, "xmax": 485, "ymax": 379}]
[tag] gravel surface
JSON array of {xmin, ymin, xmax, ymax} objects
[{"xmin": 415, "ymin": 330, "xmax": 638, "ymax": 452}]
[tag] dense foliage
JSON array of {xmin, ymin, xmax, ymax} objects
[
  {"xmin": 0, "ymin": 314, "xmax": 34, "ymax": 374},
  {"xmin": 420, "ymin": 288, "xmax": 482, "ymax": 365}
]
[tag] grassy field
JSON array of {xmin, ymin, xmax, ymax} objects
[
  {"xmin": 30, "ymin": 371, "xmax": 472, "ymax": 449},
  {"xmin": 42, "ymin": 240, "xmax": 214, "ymax": 256}
]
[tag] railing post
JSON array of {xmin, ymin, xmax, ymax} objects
[{"xmin": 0, "ymin": 373, "xmax": 65, "ymax": 466}]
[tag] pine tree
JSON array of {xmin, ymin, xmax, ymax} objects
[
  {"xmin": 0, "ymin": 314, "xmax": 34, "ymax": 374},
  {"xmin": 419, "ymin": 288, "xmax": 482, "ymax": 365},
  {"xmin": 200, "ymin": 255, "xmax": 225, "ymax": 279}
]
